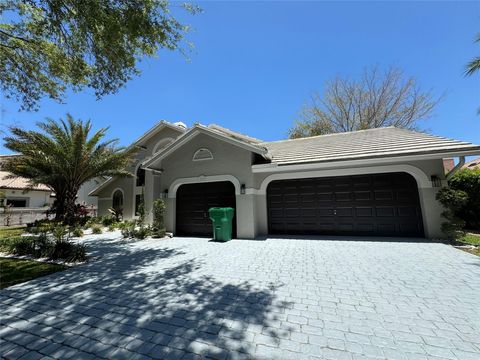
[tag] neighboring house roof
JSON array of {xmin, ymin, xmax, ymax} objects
[
  {"xmin": 142, "ymin": 124, "xmax": 270, "ymax": 170},
  {"xmin": 0, "ymin": 171, "xmax": 51, "ymax": 192},
  {"xmin": 463, "ymin": 157, "xmax": 480, "ymax": 169},
  {"xmin": 261, "ymin": 127, "xmax": 480, "ymax": 166}
]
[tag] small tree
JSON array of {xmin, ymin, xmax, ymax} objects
[
  {"xmin": 289, "ymin": 66, "xmax": 440, "ymax": 138},
  {"xmin": 152, "ymin": 199, "xmax": 166, "ymax": 238},
  {"xmin": 137, "ymin": 189, "xmax": 146, "ymax": 225},
  {"xmin": 3, "ymin": 115, "xmax": 134, "ymax": 224},
  {"xmin": 436, "ymin": 168, "xmax": 480, "ymax": 239}
]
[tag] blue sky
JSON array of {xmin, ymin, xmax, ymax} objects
[{"xmin": 1, "ymin": 1, "xmax": 479, "ymax": 152}]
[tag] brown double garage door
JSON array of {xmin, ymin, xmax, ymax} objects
[{"xmin": 267, "ymin": 172, "xmax": 424, "ymax": 238}]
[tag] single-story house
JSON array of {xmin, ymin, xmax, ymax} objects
[
  {"xmin": 462, "ymin": 157, "xmax": 480, "ymax": 170},
  {"xmin": 0, "ymin": 155, "xmax": 102, "ymax": 210},
  {"xmin": 0, "ymin": 170, "xmax": 53, "ymax": 208},
  {"xmin": 90, "ymin": 122, "xmax": 480, "ymax": 239}
]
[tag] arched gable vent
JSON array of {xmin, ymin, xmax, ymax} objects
[{"xmin": 192, "ymin": 148, "xmax": 213, "ymax": 161}]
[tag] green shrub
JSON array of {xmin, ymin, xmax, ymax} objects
[
  {"xmin": 437, "ymin": 168, "xmax": 480, "ymax": 239},
  {"xmin": 152, "ymin": 199, "xmax": 166, "ymax": 238},
  {"xmin": 107, "ymin": 224, "xmax": 117, "ymax": 232},
  {"xmin": 101, "ymin": 215, "xmax": 116, "ymax": 226},
  {"xmin": 10, "ymin": 237, "xmax": 35, "ymax": 256},
  {"xmin": 91, "ymin": 225, "xmax": 102, "ymax": 234},
  {"xmin": 52, "ymin": 225, "xmax": 68, "ymax": 241},
  {"xmin": 448, "ymin": 169, "xmax": 480, "ymax": 230},
  {"xmin": 133, "ymin": 226, "xmax": 151, "ymax": 239},
  {"xmin": 1, "ymin": 235, "xmax": 87, "ymax": 262},
  {"xmin": 436, "ymin": 187, "xmax": 469, "ymax": 239},
  {"xmin": 107, "ymin": 208, "xmax": 122, "ymax": 222},
  {"xmin": 120, "ymin": 221, "xmax": 136, "ymax": 238},
  {"xmin": 72, "ymin": 227, "xmax": 84, "ymax": 238}
]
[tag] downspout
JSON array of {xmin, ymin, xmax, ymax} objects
[{"xmin": 446, "ymin": 156, "xmax": 465, "ymax": 180}]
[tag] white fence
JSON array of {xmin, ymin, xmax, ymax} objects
[
  {"xmin": 0, "ymin": 207, "xmax": 50, "ymax": 226},
  {"xmin": 0, "ymin": 206, "xmax": 98, "ymax": 226}
]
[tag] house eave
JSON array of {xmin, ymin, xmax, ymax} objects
[{"xmin": 252, "ymin": 149, "xmax": 480, "ymax": 173}]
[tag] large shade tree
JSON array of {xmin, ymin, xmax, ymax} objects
[
  {"xmin": 289, "ymin": 66, "xmax": 440, "ymax": 139},
  {"xmin": 0, "ymin": 0, "xmax": 199, "ymax": 110},
  {"xmin": 3, "ymin": 115, "xmax": 134, "ymax": 223}
]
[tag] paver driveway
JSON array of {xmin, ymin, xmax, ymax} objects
[{"xmin": 1, "ymin": 234, "xmax": 479, "ymax": 360}]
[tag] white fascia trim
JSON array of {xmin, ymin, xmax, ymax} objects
[
  {"xmin": 252, "ymin": 149, "xmax": 480, "ymax": 174},
  {"xmin": 131, "ymin": 121, "xmax": 185, "ymax": 148},
  {"xmin": 257, "ymin": 164, "xmax": 432, "ymax": 194},
  {"xmin": 88, "ymin": 177, "xmax": 114, "ymax": 196},
  {"xmin": 168, "ymin": 174, "xmax": 241, "ymax": 198},
  {"xmin": 143, "ymin": 130, "xmax": 200, "ymax": 169}
]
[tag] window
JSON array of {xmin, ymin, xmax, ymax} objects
[
  {"xmin": 192, "ymin": 148, "xmax": 213, "ymax": 161},
  {"xmin": 6, "ymin": 199, "xmax": 27, "ymax": 207},
  {"xmin": 136, "ymin": 168, "xmax": 145, "ymax": 187},
  {"xmin": 112, "ymin": 190, "xmax": 123, "ymax": 210}
]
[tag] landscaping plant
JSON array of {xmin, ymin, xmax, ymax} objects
[
  {"xmin": 152, "ymin": 199, "xmax": 167, "ymax": 238},
  {"xmin": 3, "ymin": 116, "xmax": 134, "ymax": 225},
  {"xmin": 437, "ymin": 168, "xmax": 480, "ymax": 240},
  {"xmin": 91, "ymin": 225, "xmax": 103, "ymax": 234}
]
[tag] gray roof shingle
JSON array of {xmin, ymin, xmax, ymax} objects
[{"xmin": 261, "ymin": 127, "xmax": 480, "ymax": 166}]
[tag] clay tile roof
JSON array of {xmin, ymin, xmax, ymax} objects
[{"xmin": 0, "ymin": 171, "xmax": 51, "ymax": 191}]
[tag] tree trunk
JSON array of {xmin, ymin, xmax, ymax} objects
[{"xmin": 64, "ymin": 188, "xmax": 79, "ymax": 225}]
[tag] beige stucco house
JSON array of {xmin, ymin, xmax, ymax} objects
[{"xmin": 90, "ymin": 121, "xmax": 480, "ymax": 240}]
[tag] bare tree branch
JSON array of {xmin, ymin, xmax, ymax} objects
[{"xmin": 289, "ymin": 66, "xmax": 440, "ymax": 138}]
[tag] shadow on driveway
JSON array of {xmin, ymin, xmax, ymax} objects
[{"xmin": 1, "ymin": 237, "xmax": 292, "ymax": 359}]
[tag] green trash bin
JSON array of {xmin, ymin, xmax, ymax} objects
[{"xmin": 209, "ymin": 207, "xmax": 235, "ymax": 241}]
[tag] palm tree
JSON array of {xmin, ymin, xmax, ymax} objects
[
  {"xmin": 465, "ymin": 33, "xmax": 480, "ymax": 76},
  {"xmin": 3, "ymin": 114, "xmax": 134, "ymax": 224}
]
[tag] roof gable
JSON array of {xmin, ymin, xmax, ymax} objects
[{"xmin": 143, "ymin": 124, "xmax": 269, "ymax": 170}]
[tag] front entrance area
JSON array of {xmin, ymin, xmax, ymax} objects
[
  {"xmin": 267, "ymin": 172, "xmax": 424, "ymax": 238},
  {"xmin": 176, "ymin": 181, "xmax": 236, "ymax": 237}
]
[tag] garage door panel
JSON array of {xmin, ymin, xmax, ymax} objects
[
  {"xmin": 376, "ymin": 207, "xmax": 395, "ymax": 217},
  {"xmin": 397, "ymin": 206, "xmax": 418, "ymax": 217},
  {"xmin": 318, "ymin": 193, "xmax": 334, "ymax": 201},
  {"xmin": 354, "ymin": 191, "xmax": 372, "ymax": 201},
  {"xmin": 337, "ymin": 223, "xmax": 354, "ymax": 232},
  {"xmin": 375, "ymin": 190, "xmax": 394, "ymax": 200},
  {"xmin": 336, "ymin": 207, "xmax": 353, "ymax": 217},
  {"xmin": 176, "ymin": 181, "xmax": 236, "ymax": 237},
  {"xmin": 357, "ymin": 223, "xmax": 375, "ymax": 232},
  {"xmin": 267, "ymin": 172, "xmax": 424, "ymax": 238},
  {"xmin": 356, "ymin": 207, "xmax": 373, "ymax": 217},
  {"xmin": 335, "ymin": 192, "xmax": 352, "ymax": 201}
]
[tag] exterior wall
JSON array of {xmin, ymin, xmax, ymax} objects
[
  {"xmin": 94, "ymin": 126, "xmax": 183, "ymax": 219},
  {"xmin": 159, "ymin": 133, "xmax": 256, "ymax": 239},
  {"xmin": 1, "ymin": 188, "xmax": 52, "ymax": 208},
  {"xmin": 94, "ymin": 126, "xmax": 450, "ymax": 240},
  {"xmin": 76, "ymin": 178, "xmax": 102, "ymax": 207}
]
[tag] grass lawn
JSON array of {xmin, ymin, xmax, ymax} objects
[
  {"xmin": 0, "ymin": 257, "xmax": 67, "ymax": 289},
  {"xmin": 0, "ymin": 226, "xmax": 26, "ymax": 239},
  {"xmin": 459, "ymin": 232, "xmax": 480, "ymax": 246}
]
